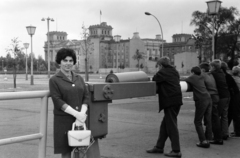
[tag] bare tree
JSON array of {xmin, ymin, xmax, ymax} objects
[
  {"xmin": 6, "ymin": 37, "xmax": 23, "ymax": 88},
  {"xmin": 79, "ymin": 23, "xmax": 94, "ymax": 81}
]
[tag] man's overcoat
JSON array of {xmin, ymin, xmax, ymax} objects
[{"xmin": 152, "ymin": 65, "xmax": 183, "ymax": 112}]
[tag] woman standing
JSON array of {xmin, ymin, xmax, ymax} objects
[{"xmin": 49, "ymin": 48, "xmax": 90, "ymax": 158}]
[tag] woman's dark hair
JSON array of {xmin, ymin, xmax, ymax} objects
[
  {"xmin": 199, "ymin": 62, "xmax": 210, "ymax": 72},
  {"xmin": 191, "ymin": 66, "xmax": 201, "ymax": 76},
  {"xmin": 55, "ymin": 48, "xmax": 77, "ymax": 65}
]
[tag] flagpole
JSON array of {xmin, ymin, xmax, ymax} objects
[{"xmin": 100, "ymin": 10, "xmax": 101, "ymax": 24}]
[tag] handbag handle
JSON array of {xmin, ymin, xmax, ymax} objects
[{"xmin": 72, "ymin": 121, "xmax": 87, "ymax": 131}]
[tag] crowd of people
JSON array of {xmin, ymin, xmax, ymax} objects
[{"xmin": 147, "ymin": 56, "xmax": 240, "ymax": 158}]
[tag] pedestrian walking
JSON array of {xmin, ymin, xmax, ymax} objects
[
  {"xmin": 146, "ymin": 56, "xmax": 182, "ymax": 157},
  {"xmin": 49, "ymin": 48, "xmax": 90, "ymax": 158},
  {"xmin": 185, "ymin": 66, "xmax": 211, "ymax": 148},
  {"xmin": 210, "ymin": 59, "xmax": 230, "ymax": 142}
]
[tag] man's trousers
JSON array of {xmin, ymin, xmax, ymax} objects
[{"xmin": 156, "ymin": 105, "xmax": 181, "ymax": 151}]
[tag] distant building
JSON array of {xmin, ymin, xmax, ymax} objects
[
  {"xmin": 43, "ymin": 22, "xmax": 199, "ymax": 73},
  {"xmin": 175, "ymin": 52, "xmax": 198, "ymax": 74},
  {"xmin": 163, "ymin": 34, "xmax": 197, "ymax": 65},
  {"xmin": 43, "ymin": 31, "xmax": 94, "ymax": 72},
  {"xmin": 43, "ymin": 31, "xmax": 68, "ymax": 62}
]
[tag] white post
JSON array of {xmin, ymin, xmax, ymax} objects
[
  {"xmin": 38, "ymin": 96, "xmax": 48, "ymax": 158},
  {"xmin": 47, "ymin": 19, "xmax": 50, "ymax": 78}
]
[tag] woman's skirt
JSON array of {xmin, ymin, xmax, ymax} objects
[{"xmin": 54, "ymin": 114, "xmax": 75, "ymax": 154}]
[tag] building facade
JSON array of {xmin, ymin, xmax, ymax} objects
[{"xmin": 43, "ymin": 22, "xmax": 199, "ymax": 73}]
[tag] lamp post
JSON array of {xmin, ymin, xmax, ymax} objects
[
  {"xmin": 115, "ymin": 35, "xmax": 121, "ymax": 73},
  {"xmin": 2, "ymin": 60, "xmax": 3, "ymax": 71},
  {"xmin": 26, "ymin": 25, "xmax": 36, "ymax": 85},
  {"xmin": 116, "ymin": 44, "xmax": 119, "ymax": 73},
  {"xmin": 145, "ymin": 12, "xmax": 164, "ymax": 58},
  {"xmin": 37, "ymin": 60, "xmax": 39, "ymax": 72},
  {"xmin": 84, "ymin": 37, "xmax": 89, "ymax": 82},
  {"xmin": 23, "ymin": 43, "xmax": 29, "ymax": 80},
  {"xmin": 206, "ymin": 0, "xmax": 222, "ymax": 60},
  {"xmin": 42, "ymin": 17, "xmax": 54, "ymax": 78}
]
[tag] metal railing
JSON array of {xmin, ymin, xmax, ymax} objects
[{"xmin": 0, "ymin": 90, "xmax": 50, "ymax": 158}]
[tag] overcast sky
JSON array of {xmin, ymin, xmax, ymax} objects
[{"xmin": 0, "ymin": 0, "xmax": 239, "ymax": 58}]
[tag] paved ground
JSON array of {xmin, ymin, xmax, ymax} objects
[{"xmin": 0, "ymin": 74, "xmax": 239, "ymax": 158}]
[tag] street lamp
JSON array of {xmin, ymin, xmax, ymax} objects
[
  {"xmin": 206, "ymin": 0, "xmax": 222, "ymax": 60},
  {"xmin": 2, "ymin": 60, "xmax": 3, "ymax": 71},
  {"xmin": 145, "ymin": 12, "xmax": 164, "ymax": 58},
  {"xmin": 26, "ymin": 25, "xmax": 36, "ymax": 85},
  {"xmin": 23, "ymin": 43, "xmax": 29, "ymax": 80},
  {"xmin": 42, "ymin": 17, "xmax": 54, "ymax": 78},
  {"xmin": 115, "ymin": 35, "xmax": 121, "ymax": 73},
  {"xmin": 37, "ymin": 60, "xmax": 39, "ymax": 72}
]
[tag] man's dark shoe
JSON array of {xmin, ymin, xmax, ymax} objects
[
  {"xmin": 164, "ymin": 151, "xmax": 182, "ymax": 157},
  {"xmin": 196, "ymin": 142, "xmax": 210, "ymax": 148},
  {"xmin": 146, "ymin": 146, "xmax": 163, "ymax": 154},
  {"xmin": 209, "ymin": 140, "xmax": 223, "ymax": 145},
  {"xmin": 230, "ymin": 132, "xmax": 235, "ymax": 135},
  {"xmin": 222, "ymin": 135, "xmax": 229, "ymax": 140},
  {"xmin": 230, "ymin": 134, "xmax": 240, "ymax": 137}
]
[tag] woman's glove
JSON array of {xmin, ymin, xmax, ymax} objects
[
  {"xmin": 81, "ymin": 104, "xmax": 88, "ymax": 113},
  {"xmin": 64, "ymin": 106, "xmax": 87, "ymax": 123},
  {"xmin": 75, "ymin": 119, "xmax": 84, "ymax": 126},
  {"xmin": 75, "ymin": 112, "xmax": 87, "ymax": 123}
]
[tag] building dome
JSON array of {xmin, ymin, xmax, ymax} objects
[{"xmin": 132, "ymin": 32, "xmax": 140, "ymax": 39}]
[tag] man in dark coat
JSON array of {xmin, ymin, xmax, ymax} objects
[
  {"xmin": 146, "ymin": 56, "xmax": 183, "ymax": 158},
  {"xmin": 210, "ymin": 60, "xmax": 230, "ymax": 142}
]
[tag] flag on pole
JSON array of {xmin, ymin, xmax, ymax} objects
[{"xmin": 100, "ymin": 10, "xmax": 102, "ymax": 15}]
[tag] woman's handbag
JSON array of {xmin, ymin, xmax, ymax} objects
[{"xmin": 68, "ymin": 122, "xmax": 91, "ymax": 147}]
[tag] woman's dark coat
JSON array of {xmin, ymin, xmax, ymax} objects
[
  {"xmin": 152, "ymin": 65, "xmax": 183, "ymax": 112},
  {"xmin": 49, "ymin": 70, "xmax": 90, "ymax": 154}
]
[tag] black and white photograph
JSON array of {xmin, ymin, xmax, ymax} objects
[{"xmin": 0, "ymin": 0, "xmax": 240, "ymax": 158}]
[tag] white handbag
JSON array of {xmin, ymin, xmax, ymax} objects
[{"xmin": 68, "ymin": 122, "xmax": 91, "ymax": 147}]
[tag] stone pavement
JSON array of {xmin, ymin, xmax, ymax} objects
[
  {"xmin": 0, "ymin": 74, "xmax": 239, "ymax": 158},
  {"xmin": 0, "ymin": 96, "xmax": 239, "ymax": 158}
]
